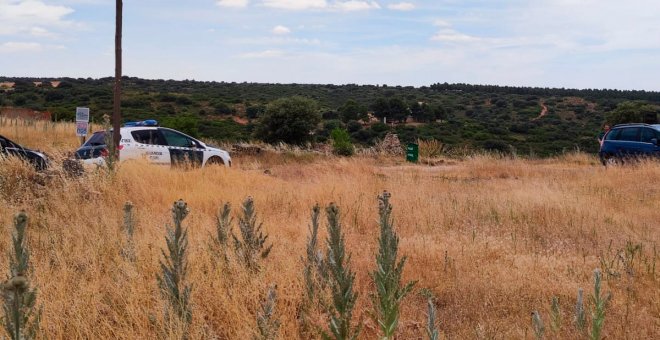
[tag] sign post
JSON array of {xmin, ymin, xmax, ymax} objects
[{"xmin": 76, "ymin": 107, "xmax": 90, "ymax": 145}]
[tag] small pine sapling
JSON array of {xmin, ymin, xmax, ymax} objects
[
  {"xmin": 2, "ymin": 211, "xmax": 41, "ymax": 340},
  {"xmin": 232, "ymin": 197, "xmax": 272, "ymax": 271},
  {"xmin": 323, "ymin": 203, "xmax": 361, "ymax": 340},
  {"xmin": 157, "ymin": 200, "xmax": 193, "ymax": 333},
  {"xmin": 371, "ymin": 191, "xmax": 416, "ymax": 339}
]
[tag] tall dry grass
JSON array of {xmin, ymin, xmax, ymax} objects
[{"xmin": 0, "ymin": 121, "xmax": 658, "ymax": 339}]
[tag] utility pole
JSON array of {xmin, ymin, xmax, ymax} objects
[{"xmin": 113, "ymin": 0, "xmax": 122, "ymax": 147}]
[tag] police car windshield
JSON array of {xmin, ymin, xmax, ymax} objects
[{"xmin": 84, "ymin": 131, "xmax": 107, "ymax": 146}]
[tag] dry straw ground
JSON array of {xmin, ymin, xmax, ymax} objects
[{"xmin": 0, "ymin": 120, "xmax": 658, "ymax": 339}]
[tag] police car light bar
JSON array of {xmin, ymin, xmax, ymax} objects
[{"xmin": 124, "ymin": 119, "xmax": 158, "ymax": 127}]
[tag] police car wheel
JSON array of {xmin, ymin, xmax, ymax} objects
[{"xmin": 206, "ymin": 156, "xmax": 225, "ymax": 166}]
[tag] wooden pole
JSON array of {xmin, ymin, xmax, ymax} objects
[{"xmin": 113, "ymin": 0, "xmax": 122, "ymax": 147}]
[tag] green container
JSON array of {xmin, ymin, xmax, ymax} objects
[{"xmin": 406, "ymin": 143, "xmax": 419, "ymax": 163}]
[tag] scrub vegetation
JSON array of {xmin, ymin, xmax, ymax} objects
[{"xmin": 0, "ymin": 120, "xmax": 658, "ymax": 339}]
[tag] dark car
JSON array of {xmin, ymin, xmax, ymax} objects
[
  {"xmin": 599, "ymin": 123, "xmax": 660, "ymax": 165},
  {"xmin": 0, "ymin": 135, "xmax": 49, "ymax": 170}
]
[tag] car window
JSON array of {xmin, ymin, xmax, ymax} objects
[
  {"xmin": 641, "ymin": 128, "xmax": 657, "ymax": 143},
  {"xmin": 84, "ymin": 131, "xmax": 107, "ymax": 146},
  {"xmin": 617, "ymin": 127, "xmax": 640, "ymax": 142},
  {"xmin": 159, "ymin": 129, "xmax": 197, "ymax": 148},
  {"xmin": 131, "ymin": 129, "xmax": 165, "ymax": 145},
  {"xmin": 605, "ymin": 129, "xmax": 620, "ymax": 141}
]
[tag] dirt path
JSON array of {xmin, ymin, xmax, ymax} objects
[{"xmin": 533, "ymin": 102, "xmax": 548, "ymax": 120}]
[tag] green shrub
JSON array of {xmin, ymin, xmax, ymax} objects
[{"xmin": 331, "ymin": 128, "xmax": 354, "ymax": 156}]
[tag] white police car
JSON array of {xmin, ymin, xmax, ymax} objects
[{"xmin": 74, "ymin": 120, "xmax": 231, "ymax": 167}]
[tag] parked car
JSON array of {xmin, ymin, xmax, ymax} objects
[
  {"xmin": 0, "ymin": 134, "xmax": 49, "ymax": 170},
  {"xmin": 599, "ymin": 123, "xmax": 660, "ymax": 165},
  {"xmin": 74, "ymin": 120, "xmax": 231, "ymax": 167}
]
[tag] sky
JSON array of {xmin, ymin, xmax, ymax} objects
[{"xmin": 1, "ymin": 0, "xmax": 660, "ymax": 91}]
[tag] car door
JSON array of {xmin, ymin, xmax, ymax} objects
[
  {"xmin": 612, "ymin": 127, "xmax": 642, "ymax": 156},
  {"xmin": 158, "ymin": 128, "xmax": 204, "ymax": 167},
  {"xmin": 130, "ymin": 129, "xmax": 170, "ymax": 165}
]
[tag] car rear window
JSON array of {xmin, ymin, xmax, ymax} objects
[
  {"xmin": 618, "ymin": 127, "xmax": 640, "ymax": 142},
  {"xmin": 84, "ymin": 131, "xmax": 107, "ymax": 146}
]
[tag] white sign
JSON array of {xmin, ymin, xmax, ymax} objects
[
  {"xmin": 76, "ymin": 107, "xmax": 90, "ymax": 122},
  {"xmin": 76, "ymin": 121, "xmax": 89, "ymax": 137}
]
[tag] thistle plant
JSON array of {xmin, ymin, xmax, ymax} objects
[
  {"xmin": 2, "ymin": 211, "xmax": 41, "ymax": 340},
  {"xmin": 255, "ymin": 285, "xmax": 280, "ymax": 340},
  {"xmin": 550, "ymin": 296, "xmax": 561, "ymax": 332},
  {"xmin": 121, "ymin": 201, "xmax": 136, "ymax": 262},
  {"xmin": 531, "ymin": 310, "xmax": 544, "ymax": 340},
  {"xmin": 299, "ymin": 204, "xmax": 328, "ymax": 336},
  {"xmin": 232, "ymin": 197, "xmax": 272, "ymax": 271},
  {"xmin": 212, "ymin": 202, "xmax": 232, "ymax": 263},
  {"xmin": 322, "ymin": 203, "xmax": 361, "ymax": 340},
  {"xmin": 590, "ymin": 269, "xmax": 611, "ymax": 340},
  {"xmin": 157, "ymin": 200, "xmax": 193, "ymax": 332},
  {"xmin": 303, "ymin": 204, "xmax": 325, "ymax": 302},
  {"xmin": 426, "ymin": 299, "xmax": 439, "ymax": 340},
  {"xmin": 371, "ymin": 191, "xmax": 416, "ymax": 339},
  {"xmin": 574, "ymin": 288, "xmax": 586, "ymax": 332}
]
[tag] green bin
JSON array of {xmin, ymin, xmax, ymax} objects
[{"xmin": 406, "ymin": 143, "xmax": 418, "ymax": 163}]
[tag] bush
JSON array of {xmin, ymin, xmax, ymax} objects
[
  {"xmin": 255, "ymin": 96, "xmax": 321, "ymax": 145},
  {"xmin": 331, "ymin": 128, "xmax": 354, "ymax": 156}
]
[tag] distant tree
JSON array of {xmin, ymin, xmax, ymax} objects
[
  {"xmin": 246, "ymin": 104, "xmax": 265, "ymax": 119},
  {"xmin": 605, "ymin": 101, "xmax": 658, "ymax": 125},
  {"xmin": 388, "ymin": 97, "xmax": 408, "ymax": 122},
  {"xmin": 255, "ymin": 96, "xmax": 321, "ymax": 145},
  {"xmin": 213, "ymin": 102, "xmax": 234, "ymax": 115},
  {"xmin": 339, "ymin": 99, "xmax": 367, "ymax": 123},
  {"xmin": 372, "ymin": 97, "xmax": 409, "ymax": 123}
]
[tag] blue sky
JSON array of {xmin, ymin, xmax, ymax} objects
[{"xmin": 2, "ymin": 0, "xmax": 660, "ymax": 90}]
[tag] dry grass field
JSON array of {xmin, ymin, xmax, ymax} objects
[{"xmin": 0, "ymin": 120, "xmax": 658, "ymax": 339}]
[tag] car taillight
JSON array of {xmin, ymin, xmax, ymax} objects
[
  {"xmin": 100, "ymin": 148, "xmax": 109, "ymax": 157},
  {"xmin": 118, "ymin": 145, "xmax": 124, "ymax": 150}
]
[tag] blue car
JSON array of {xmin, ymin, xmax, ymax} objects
[{"xmin": 599, "ymin": 123, "xmax": 660, "ymax": 165}]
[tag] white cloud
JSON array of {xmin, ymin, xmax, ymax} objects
[
  {"xmin": 0, "ymin": 41, "xmax": 42, "ymax": 53},
  {"xmin": 431, "ymin": 29, "xmax": 480, "ymax": 43},
  {"xmin": 216, "ymin": 0, "xmax": 249, "ymax": 8},
  {"xmin": 262, "ymin": 0, "xmax": 327, "ymax": 10},
  {"xmin": 334, "ymin": 1, "xmax": 380, "ymax": 11},
  {"xmin": 387, "ymin": 2, "xmax": 414, "ymax": 11},
  {"xmin": 272, "ymin": 25, "xmax": 291, "ymax": 35},
  {"xmin": 0, "ymin": 0, "xmax": 75, "ymax": 36},
  {"xmin": 432, "ymin": 19, "xmax": 450, "ymax": 27},
  {"xmin": 241, "ymin": 49, "xmax": 285, "ymax": 58}
]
